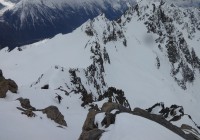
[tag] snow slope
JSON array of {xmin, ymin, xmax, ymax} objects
[
  {"xmin": 100, "ymin": 113, "xmax": 183, "ymax": 140},
  {"xmin": 0, "ymin": 0, "xmax": 15, "ymax": 15},
  {"xmin": 0, "ymin": 0, "xmax": 200, "ymax": 139}
]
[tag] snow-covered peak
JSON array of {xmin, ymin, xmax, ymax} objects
[{"xmin": 0, "ymin": 0, "xmax": 15, "ymax": 15}]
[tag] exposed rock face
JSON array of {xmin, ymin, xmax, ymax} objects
[
  {"xmin": 146, "ymin": 102, "xmax": 184, "ymax": 121},
  {"xmin": 80, "ymin": 102, "xmax": 199, "ymax": 140},
  {"xmin": 82, "ymin": 110, "xmax": 99, "ymax": 131},
  {"xmin": 146, "ymin": 102, "xmax": 200, "ymax": 139},
  {"xmin": 79, "ymin": 102, "xmax": 131, "ymax": 140},
  {"xmin": 42, "ymin": 106, "xmax": 67, "ymax": 126},
  {"xmin": 0, "ymin": 69, "xmax": 3, "ymax": 77},
  {"xmin": 99, "ymin": 87, "xmax": 131, "ymax": 110},
  {"xmin": 0, "ymin": 81, "xmax": 9, "ymax": 98},
  {"xmin": 101, "ymin": 102, "xmax": 131, "ymax": 113},
  {"xmin": 79, "ymin": 109, "xmax": 103, "ymax": 140},
  {"xmin": 17, "ymin": 98, "xmax": 36, "ymax": 111},
  {"xmin": 0, "ymin": 70, "xmax": 18, "ymax": 98},
  {"xmin": 133, "ymin": 108, "xmax": 198, "ymax": 140},
  {"xmin": 6, "ymin": 79, "xmax": 18, "ymax": 93}
]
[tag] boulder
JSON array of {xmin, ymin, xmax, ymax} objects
[
  {"xmin": 0, "ymin": 70, "xmax": 18, "ymax": 98},
  {"xmin": 99, "ymin": 87, "xmax": 131, "ymax": 109},
  {"xmin": 42, "ymin": 106, "xmax": 67, "ymax": 126},
  {"xmin": 79, "ymin": 103, "xmax": 131, "ymax": 140},
  {"xmin": 7, "ymin": 79, "xmax": 18, "ymax": 93},
  {"xmin": 79, "ymin": 109, "xmax": 104, "ymax": 140},
  {"xmin": 17, "ymin": 98, "xmax": 36, "ymax": 110}
]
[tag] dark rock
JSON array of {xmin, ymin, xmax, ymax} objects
[
  {"xmin": 82, "ymin": 110, "xmax": 99, "ymax": 131},
  {"xmin": 42, "ymin": 106, "xmax": 67, "ymax": 126},
  {"xmin": 101, "ymin": 102, "xmax": 131, "ymax": 113},
  {"xmin": 101, "ymin": 112, "xmax": 116, "ymax": 128},
  {"xmin": 17, "ymin": 98, "xmax": 36, "ymax": 111},
  {"xmin": 79, "ymin": 129, "xmax": 104, "ymax": 140},
  {"xmin": 147, "ymin": 103, "xmax": 184, "ymax": 121},
  {"xmin": 99, "ymin": 87, "xmax": 131, "ymax": 109},
  {"xmin": 41, "ymin": 84, "xmax": 49, "ymax": 89},
  {"xmin": 133, "ymin": 108, "xmax": 198, "ymax": 140},
  {"xmin": 0, "ymin": 81, "xmax": 9, "ymax": 98},
  {"xmin": 79, "ymin": 109, "xmax": 104, "ymax": 140},
  {"xmin": 0, "ymin": 69, "xmax": 3, "ymax": 77},
  {"xmin": 0, "ymin": 77, "xmax": 18, "ymax": 98},
  {"xmin": 0, "ymin": 70, "xmax": 18, "ymax": 98}
]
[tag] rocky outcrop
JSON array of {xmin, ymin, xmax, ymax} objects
[
  {"xmin": 80, "ymin": 102, "xmax": 199, "ymax": 140},
  {"xmin": 147, "ymin": 102, "xmax": 200, "ymax": 128},
  {"xmin": 99, "ymin": 87, "xmax": 131, "ymax": 109},
  {"xmin": 17, "ymin": 98, "xmax": 36, "ymax": 111},
  {"xmin": 0, "ymin": 69, "xmax": 18, "ymax": 98},
  {"xmin": 82, "ymin": 110, "xmax": 100, "ymax": 131},
  {"xmin": 101, "ymin": 102, "xmax": 131, "ymax": 113},
  {"xmin": 146, "ymin": 102, "xmax": 200, "ymax": 139},
  {"xmin": 79, "ymin": 102, "xmax": 131, "ymax": 140},
  {"xmin": 42, "ymin": 106, "xmax": 67, "ymax": 126},
  {"xmin": 133, "ymin": 108, "xmax": 198, "ymax": 140}
]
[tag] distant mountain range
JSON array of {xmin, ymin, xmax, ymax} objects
[
  {"xmin": 0, "ymin": 0, "xmax": 136, "ymax": 49},
  {"xmin": 1, "ymin": 0, "xmax": 200, "ymax": 50}
]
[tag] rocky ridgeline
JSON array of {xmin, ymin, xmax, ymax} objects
[
  {"xmin": 0, "ymin": 69, "xmax": 18, "ymax": 98},
  {"xmin": 146, "ymin": 102, "xmax": 200, "ymax": 139},
  {"xmin": 79, "ymin": 102, "xmax": 199, "ymax": 140},
  {"xmin": 31, "ymin": 14, "xmax": 129, "ymax": 107},
  {"xmin": 66, "ymin": 15, "xmax": 128, "ymax": 106},
  {"xmin": 118, "ymin": 1, "xmax": 200, "ymax": 89}
]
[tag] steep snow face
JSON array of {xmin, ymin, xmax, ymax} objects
[
  {"xmin": 0, "ymin": 1, "xmax": 200, "ymax": 139},
  {"xmin": 122, "ymin": 0, "xmax": 200, "ymax": 90}
]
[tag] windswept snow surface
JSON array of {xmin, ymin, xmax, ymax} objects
[
  {"xmin": 0, "ymin": 29, "xmax": 92, "ymax": 86},
  {"xmin": 0, "ymin": 89, "xmax": 87, "ymax": 140},
  {"xmin": 100, "ymin": 113, "xmax": 183, "ymax": 140}
]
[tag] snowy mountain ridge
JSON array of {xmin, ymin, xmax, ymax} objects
[
  {"xmin": 0, "ymin": 0, "xmax": 136, "ymax": 49},
  {"xmin": 0, "ymin": 0, "xmax": 200, "ymax": 140}
]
